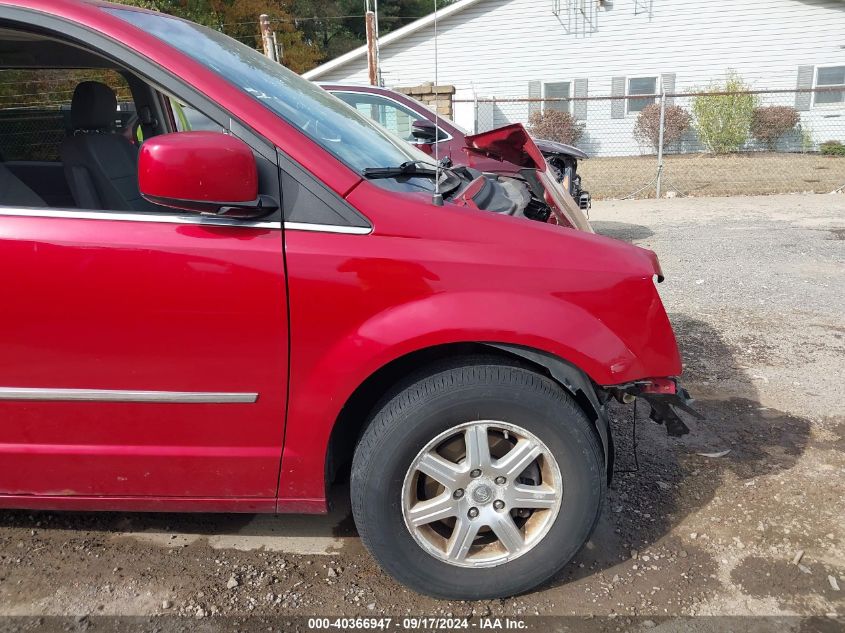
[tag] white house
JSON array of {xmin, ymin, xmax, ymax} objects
[{"xmin": 304, "ymin": 0, "xmax": 845, "ymax": 156}]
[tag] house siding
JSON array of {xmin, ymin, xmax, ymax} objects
[{"xmin": 314, "ymin": 0, "xmax": 845, "ymax": 156}]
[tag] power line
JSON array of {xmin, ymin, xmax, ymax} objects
[{"xmin": 215, "ymin": 14, "xmax": 432, "ymax": 28}]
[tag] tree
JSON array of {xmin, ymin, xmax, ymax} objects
[
  {"xmin": 113, "ymin": 0, "xmax": 322, "ymax": 73},
  {"xmin": 115, "ymin": 0, "xmax": 454, "ymax": 71},
  {"xmin": 291, "ymin": 0, "xmax": 455, "ymax": 68}
]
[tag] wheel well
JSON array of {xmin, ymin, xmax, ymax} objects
[{"xmin": 324, "ymin": 343, "xmax": 606, "ymax": 491}]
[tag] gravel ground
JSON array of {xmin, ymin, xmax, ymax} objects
[{"xmin": 0, "ymin": 193, "xmax": 843, "ymax": 628}]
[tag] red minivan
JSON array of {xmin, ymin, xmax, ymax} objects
[{"xmin": 0, "ymin": 0, "xmax": 695, "ymax": 599}]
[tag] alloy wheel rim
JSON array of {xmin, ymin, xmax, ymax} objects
[{"xmin": 401, "ymin": 420, "xmax": 563, "ymax": 568}]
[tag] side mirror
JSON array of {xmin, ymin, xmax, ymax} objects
[
  {"xmin": 411, "ymin": 119, "xmax": 447, "ymax": 144},
  {"xmin": 138, "ymin": 131, "xmax": 276, "ymax": 218}
]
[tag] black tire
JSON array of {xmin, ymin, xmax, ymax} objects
[{"xmin": 350, "ymin": 359, "xmax": 605, "ymax": 599}]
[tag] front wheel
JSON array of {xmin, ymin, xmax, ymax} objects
[{"xmin": 350, "ymin": 360, "xmax": 604, "ymax": 599}]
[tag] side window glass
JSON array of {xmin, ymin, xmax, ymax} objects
[
  {"xmin": 0, "ymin": 69, "xmax": 133, "ymax": 162},
  {"xmin": 169, "ymin": 98, "xmax": 225, "ymax": 133},
  {"xmin": 0, "ymin": 68, "xmax": 138, "ymax": 209}
]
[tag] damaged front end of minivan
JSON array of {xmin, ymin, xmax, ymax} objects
[
  {"xmin": 462, "ymin": 124, "xmax": 594, "ymax": 232},
  {"xmin": 603, "ymin": 377, "xmax": 703, "ymax": 438}
]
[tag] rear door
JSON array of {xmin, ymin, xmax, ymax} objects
[{"xmin": 0, "ymin": 23, "xmax": 288, "ymax": 503}]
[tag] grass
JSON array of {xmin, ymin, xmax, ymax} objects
[{"xmin": 579, "ymin": 152, "xmax": 845, "ymax": 200}]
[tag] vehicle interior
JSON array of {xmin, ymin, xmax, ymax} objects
[{"xmin": 0, "ymin": 26, "xmax": 220, "ymax": 211}]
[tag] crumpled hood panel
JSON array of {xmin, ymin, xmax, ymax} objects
[{"xmin": 464, "ymin": 124, "xmax": 547, "ymax": 171}]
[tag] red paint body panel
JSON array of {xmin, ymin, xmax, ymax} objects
[
  {"xmin": 0, "ymin": 0, "xmax": 684, "ymax": 515},
  {"xmin": 280, "ymin": 179, "xmax": 680, "ymax": 502},
  {"xmin": 138, "ymin": 132, "xmax": 258, "ymax": 204},
  {"xmin": 0, "ymin": 215, "xmax": 288, "ymax": 499}
]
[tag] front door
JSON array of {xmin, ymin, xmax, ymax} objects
[
  {"xmin": 0, "ymin": 211, "xmax": 288, "ymax": 501},
  {"xmin": 0, "ymin": 47, "xmax": 288, "ymax": 502}
]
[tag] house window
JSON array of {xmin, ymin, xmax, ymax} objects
[
  {"xmin": 815, "ymin": 66, "xmax": 845, "ymax": 105},
  {"xmin": 544, "ymin": 81, "xmax": 571, "ymax": 113},
  {"xmin": 627, "ymin": 77, "xmax": 657, "ymax": 113}
]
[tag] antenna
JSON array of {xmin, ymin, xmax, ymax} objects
[{"xmin": 432, "ymin": 0, "xmax": 444, "ymax": 206}]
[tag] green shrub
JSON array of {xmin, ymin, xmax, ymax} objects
[
  {"xmin": 820, "ymin": 140, "xmax": 845, "ymax": 156},
  {"xmin": 527, "ymin": 110, "xmax": 585, "ymax": 145},
  {"xmin": 750, "ymin": 106, "xmax": 800, "ymax": 150},
  {"xmin": 633, "ymin": 103, "xmax": 692, "ymax": 153},
  {"xmin": 691, "ymin": 71, "xmax": 759, "ymax": 154},
  {"xmin": 799, "ymin": 124, "xmax": 815, "ymax": 154}
]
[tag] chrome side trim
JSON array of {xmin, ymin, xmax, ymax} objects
[
  {"xmin": 0, "ymin": 207, "xmax": 279, "ymax": 229},
  {"xmin": 0, "ymin": 388, "xmax": 257, "ymax": 403},
  {"xmin": 283, "ymin": 222, "xmax": 371, "ymax": 235},
  {"xmin": 0, "ymin": 207, "xmax": 372, "ymax": 234}
]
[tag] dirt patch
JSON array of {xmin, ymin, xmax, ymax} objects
[
  {"xmin": 731, "ymin": 557, "xmax": 845, "ymax": 611},
  {"xmin": 580, "ymin": 153, "xmax": 845, "ymax": 200}
]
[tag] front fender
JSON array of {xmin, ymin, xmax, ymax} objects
[{"xmin": 279, "ymin": 290, "xmax": 651, "ymax": 507}]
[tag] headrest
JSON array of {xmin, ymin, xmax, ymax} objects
[{"xmin": 71, "ymin": 81, "xmax": 117, "ymax": 132}]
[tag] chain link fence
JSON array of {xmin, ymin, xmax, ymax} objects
[
  {"xmin": 0, "ymin": 110, "xmax": 70, "ymax": 162},
  {"xmin": 457, "ymin": 88, "xmax": 845, "ymax": 199}
]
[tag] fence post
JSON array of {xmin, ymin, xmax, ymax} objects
[{"xmin": 655, "ymin": 91, "xmax": 666, "ymax": 199}]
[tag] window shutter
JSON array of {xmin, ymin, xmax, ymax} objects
[
  {"xmin": 795, "ymin": 65, "xmax": 814, "ymax": 111},
  {"xmin": 573, "ymin": 78, "xmax": 588, "ymax": 120},
  {"xmin": 528, "ymin": 80, "xmax": 541, "ymax": 117},
  {"xmin": 660, "ymin": 73, "xmax": 676, "ymax": 107},
  {"xmin": 611, "ymin": 76, "xmax": 626, "ymax": 119}
]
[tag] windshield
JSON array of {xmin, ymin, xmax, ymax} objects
[{"xmin": 107, "ymin": 8, "xmax": 432, "ymax": 173}]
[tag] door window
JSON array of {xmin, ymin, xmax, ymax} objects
[
  {"xmin": 169, "ymin": 98, "xmax": 224, "ymax": 132},
  {"xmin": 0, "ymin": 69, "xmax": 132, "ymax": 162},
  {"xmin": 0, "ymin": 31, "xmax": 227, "ymax": 213}
]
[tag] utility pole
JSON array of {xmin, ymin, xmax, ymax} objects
[
  {"xmin": 365, "ymin": 10, "xmax": 378, "ymax": 85},
  {"xmin": 259, "ymin": 14, "xmax": 277, "ymax": 62}
]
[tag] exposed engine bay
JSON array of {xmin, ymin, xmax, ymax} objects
[
  {"xmin": 451, "ymin": 168, "xmax": 554, "ymax": 224},
  {"xmin": 546, "ymin": 154, "xmax": 591, "ymax": 212},
  {"xmin": 364, "ymin": 124, "xmax": 593, "ymax": 231}
]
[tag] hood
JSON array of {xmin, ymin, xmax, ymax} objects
[
  {"xmin": 532, "ymin": 138, "xmax": 589, "ymax": 160},
  {"xmin": 464, "ymin": 124, "xmax": 547, "ymax": 172}
]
